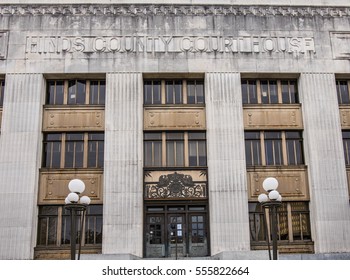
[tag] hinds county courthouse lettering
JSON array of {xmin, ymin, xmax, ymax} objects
[{"xmin": 0, "ymin": 0, "xmax": 350, "ymax": 260}]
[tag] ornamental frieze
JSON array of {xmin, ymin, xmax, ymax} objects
[
  {"xmin": 0, "ymin": 5, "xmax": 349, "ymax": 17},
  {"xmin": 144, "ymin": 171, "xmax": 207, "ymax": 200}
]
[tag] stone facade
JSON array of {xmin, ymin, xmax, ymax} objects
[{"xmin": 0, "ymin": 1, "xmax": 350, "ymax": 259}]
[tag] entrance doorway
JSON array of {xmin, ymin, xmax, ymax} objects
[{"xmin": 144, "ymin": 204, "xmax": 209, "ymax": 258}]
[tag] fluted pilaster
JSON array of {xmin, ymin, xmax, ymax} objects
[
  {"xmin": 0, "ymin": 73, "xmax": 44, "ymax": 259},
  {"xmin": 206, "ymin": 72, "xmax": 250, "ymax": 254},
  {"xmin": 299, "ymin": 73, "xmax": 350, "ymax": 253},
  {"xmin": 103, "ymin": 72, "xmax": 143, "ymax": 257}
]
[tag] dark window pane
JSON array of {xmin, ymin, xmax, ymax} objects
[
  {"xmin": 0, "ymin": 80, "xmax": 5, "ymax": 106},
  {"xmin": 265, "ymin": 132, "xmax": 282, "ymax": 165},
  {"xmin": 47, "ymin": 81, "xmax": 64, "ymax": 105},
  {"xmin": 269, "ymin": 81, "xmax": 278, "ymax": 103},
  {"xmin": 88, "ymin": 133, "xmax": 104, "ymax": 168},
  {"xmin": 65, "ymin": 133, "xmax": 84, "ymax": 168},
  {"xmin": 261, "ymin": 81, "xmax": 269, "ymax": 104},
  {"xmin": 90, "ymin": 80, "xmax": 106, "ymax": 105},
  {"xmin": 68, "ymin": 80, "xmax": 86, "ymax": 105},
  {"xmin": 282, "ymin": 80, "xmax": 298, "ymax": 104},
  {"xmin": 337, "ymin": 81, "xmax": 350, "ymax": 104}
]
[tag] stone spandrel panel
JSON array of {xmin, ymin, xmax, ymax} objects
[{"xmin": 0, "ymin": 31, "xmax": 8, "ymax": 60}]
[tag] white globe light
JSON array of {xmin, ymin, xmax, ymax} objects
[
  {"xmin": 67, "ymin": 192, "xmax": 79, "ymax": 203},
  {"xmin": 68, "ymin": 179, "xmax": 85, "ymax": 194},
  {"xmin": 263, "ymin": 177, "xmax": 279, "ymax": 192},
  {"xmin": 80, "ymin": 196, "xmax": 91, "ymax": 205},
  {"xmin": 65, "ymin": 196, "xmax": 71, "ymax": 204},
  {"xmin": 269, "ymin": 190, "xmax": 280, "ymax": 200},
  {"xmin": 277, "ymin": 194, "xmax": 282, "ymax": 202},
  {"xmin": 258, "ymin": 193, "xmax": 268, "ymax": 203}
]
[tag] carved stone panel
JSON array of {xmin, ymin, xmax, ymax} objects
[
  {"xmin": 43, "ymin": 107, "xmax": 104, "ymax": 131},
  {"xmin": 144, "ymin": 107, "xmax": 206, "ymax": 130},
  {"xmin": 144, "ymin": 170, "xmax": 207, "ymax": 200},
  {"xmin": 339, "ymin": 107, "xmax": 350, "ymax": 129},
  {"xmin": 243, "ymin": 105, "xmax": 303, "ymax": 129},
  {"xmin": 330, "ymin": 32, "xmax": 350, "ymax": 60},
  {"xmin": 247, "ymin": 166, "xmax": 309, "ymax": 201},
  {"xmin": 38, "ymin": 169, "xmax": 103, "ymax": 204}
]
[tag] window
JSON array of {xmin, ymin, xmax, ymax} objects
[
  {"xmin": 342, "ymin": 131, "xmax": 350, "ymax": 165},
  {"xmin": 144, "ymin": 132, "xmax": 207, "ymax": 167},
  {"xmin": 166, "ymin": 133, "xmax": 184, "ymax": 166},
  {"xmin": 188, "ymin": 132, "xmax": 207, "ymax": 166},
  {"xmin": 0, "ymin": 79, "xmax": 5, "ymax": 106},
  {"xmin": 47, "ymin": 79, "xmax": 105, "ymax": 105},
  {"xmin": 245, "ymin": 132, "xmax": 261, "ymax": 166},
  {"xmin": 144, "ymin": 79, "xmax": 205, "ymax": 105},
  {"xmin": 264, "ymin": 132, "xmax": 283, "ymax": 165},
  {"xmin": 144, "ymin": 133, "xmax": 162, "ymax": 167},
  {"xmin": 249, "ymin": 202, "xmax": 311, "ymax": 243},
  {"xmin": 37, "ymin": 205, "xmax": 102, "ymax": 247},
  {"xmin": 43, "ymin": 132, "xmax": 104, "ymax": 168},
  {"xmin": 336, "ymin": 80, "xmax": 350, "ymax": 104},
  {"xmin": 244, "ymin": 131, "xmax": 304, "ymax": 166},
  {"xmin": 242, "ymin": 79, "xmax": 298, "ymax": 104}
]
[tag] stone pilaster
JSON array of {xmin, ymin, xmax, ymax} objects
[
  {"xmin": 0, "ymin": 73, "xmax": 44, "ymax": 259},
  {"xmin": 206, "ymin": 72, "xmax": 250, "ymax": 254},
  {"xmin": 103, "ymin": 72, "xmax": 143, "ymax": 257},
  {"xmin": 299, "ymin": 73, "xmax": 350, "ymax": 253}
]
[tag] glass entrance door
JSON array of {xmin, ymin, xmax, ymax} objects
[{"xmin": 144, "ymin": 204, "xmax": 209, "ymax": 258}]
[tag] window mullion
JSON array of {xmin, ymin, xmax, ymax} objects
[
  {"xmin": 184, "ymin": 132, "xmax": 189, "ymax": 167},
  {"xmin": 86, "ymin": 80, "xmax": 90, "ymax": 105},
  {"xmin": 57, "ymin": 206, "xmax": 63, "ymax": 246},
  {"xmin": 61, "ymin": 133, "xmax": 66, "ymax": 168},
  {"xmin": 282, "ymin": 132, "xmax": 288, "ymax": 165},
  {"xmin": 277, "ymin": 80, "xmax": 282, "ymax": 104},
  {"xmin": 257, "ymin": 80, "xmax": 262, "ymax": 104},
  {"xmin": 162, "ymin": 132, "xmax": 166, "ymax": 166},
  {"xmin": 63, "ymin": 80, "xmax": 68, "ymax": 105},
  {"xmin": 161, "ymin": 80, "xmax": 166, "ymax": 105},
  {"xmin": 183, "ymin": 80, "xmax": 187, "ymax": 104},
  {"xmin": 83, "ymin": 133, "xmax": 89, "ymax": 168},
  {"xmin": 287, "ymin": 203, "xmax": 293, "ymax": 242},
  {"xmin": 261, "ymin": 131, "xmax": 266, "ymax": 165}
]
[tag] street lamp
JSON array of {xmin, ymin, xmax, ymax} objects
[
  {"xmin": 64, "ymin": 179, "xmax": 91, "ymax": 260},
  {"xmin": 258, "ymin": 177, "xmax": 282, "ymax": 260}
]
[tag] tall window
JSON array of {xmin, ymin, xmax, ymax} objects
[
  {"xmin": 264, "ymin": 132, "xmax": 283, "ymax": 165},
  {"xmin": 166, "ymin": 80, "xmax": 183, "ymax": 104},
  {"xmin": 242, "ymin": 79, "xmax": 298, "ymax": 105},
  {"xmin": 342, "ymin": 131, "xmax": 350, "ymax": 165},
  {"xmin": 188, "ymin": 132, "xmax": 207, "ymax": 166},
  {"xmin": 245, "ymin": 132, "xmax": 261, "ymax": 166},
  {"xmin": 144, "ymin": 79, "xmax": 205, "ymax": 105},
  {"xmin": 43, "ymin": 132, "xmax": 104, "ymax": 168},
  {"xmin": 47, "ymin": 79, "xmax": 106, "ymax": 105},
  {"xmin": 144, "ymin": 133, "xmax": 162, "ymax": 167},
  {"xmin": 249, "ymin": 202, "xmax": 311, "ymax": 243},
  {"xmin": 37, "ymin": 205, "xmax": 102, "ymax": 247},
  {"xmin": 245, "ymin": 131, "xmax": 304, "ymax": 166},
  {"xmin": 144, "ymin": 132, "xmax": 207, "ymax": 167},
  {"xmin": 0, "ymin": 80, "xmax": 5, "ymax": 106},
  {"xmin": 336, "ymin": 80, "xmax": 350, "ymax": 104}
]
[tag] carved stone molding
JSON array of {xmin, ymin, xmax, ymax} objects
[
  {"xmin": 144, "ymin": 170, "xmax": 207, "ymax": 200},
  {"xmin": 144, "ymin": 107, "xmax": 206, "ymax": 130},
  {"xmin": 43, "ymin": 107, "xmax": 104, "ymax": 131},
  {"xmin": 38, "ymin": 169, "xmax": 103, "ymax": 204},
  {"xmin": 339, "ymin": 106, "xmax": 350, "ymax": 128},
  {"xmin": 243, "ymin": 105, "xmax": 303, "ymax": 129},
  {"xmin": 0, "ymin": 5, "xmax": 349, "ymax": 17},
  {"xmin": 247, "ymin": 166, "xmax": 309, "ymax": 201}
]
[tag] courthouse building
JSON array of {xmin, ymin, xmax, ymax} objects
[{"xmin": 0, "ymin": 0, "xmax": 350, "ymax": 260}]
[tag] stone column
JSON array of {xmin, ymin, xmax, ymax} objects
[
  {"xmin": 206, "ymin": 72, "xmax": 250, "ymax": 255},
  {"xmin": 0, "ymin": 73, "xmax": 44, "ymax": 259},
  {"xmin": 103, "ymin": 72, "xmax": 143, "ymax": 257},
  {"xmin": 299, "ymin": 73, "xmax": 350, "ymax": 253}
]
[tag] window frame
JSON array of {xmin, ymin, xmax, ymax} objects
[
  {"xmin": 244, "ymin": 130, "xmax": 304, "ymax": 166},
  {"xmin": 46, "ymin": 79, "xmax": 106, "ymax": 106},
  {"xmin": 143, "ymin": 131, "xmax": 207, "ymax": 168},
  {"xmin": 0, "ymin": 79, "xmax": 5, "ymax": 107},
  {"xmin": 143, "ymin": 79, "xmax": 205, "ymax": 105},
  {"xmin": 43, "ymin": 132, "xmax": 104, "ymax": 169},
  {"xmin": 249, "ymin": 201, "xmax": 312, "ymax": 244},
  {"xmin": 37, "ymin": 205, "xmax": 103, "ymax": 247},
  {"xmin": 242, "ymin": 79, "xmax": 299, "ymax": 105}
]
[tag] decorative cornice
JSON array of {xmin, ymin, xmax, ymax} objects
[{"xmin": 0, "ymin": 5, "xmax": 349, "ymax": 17}]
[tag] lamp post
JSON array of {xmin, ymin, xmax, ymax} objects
[
  {"xmin": 258, "ymin": 177, "xmax": 282, "ymax": 260},
  {"xmin": 64, "ymin": 179, "xmax": 91, "ymax": 260}
]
